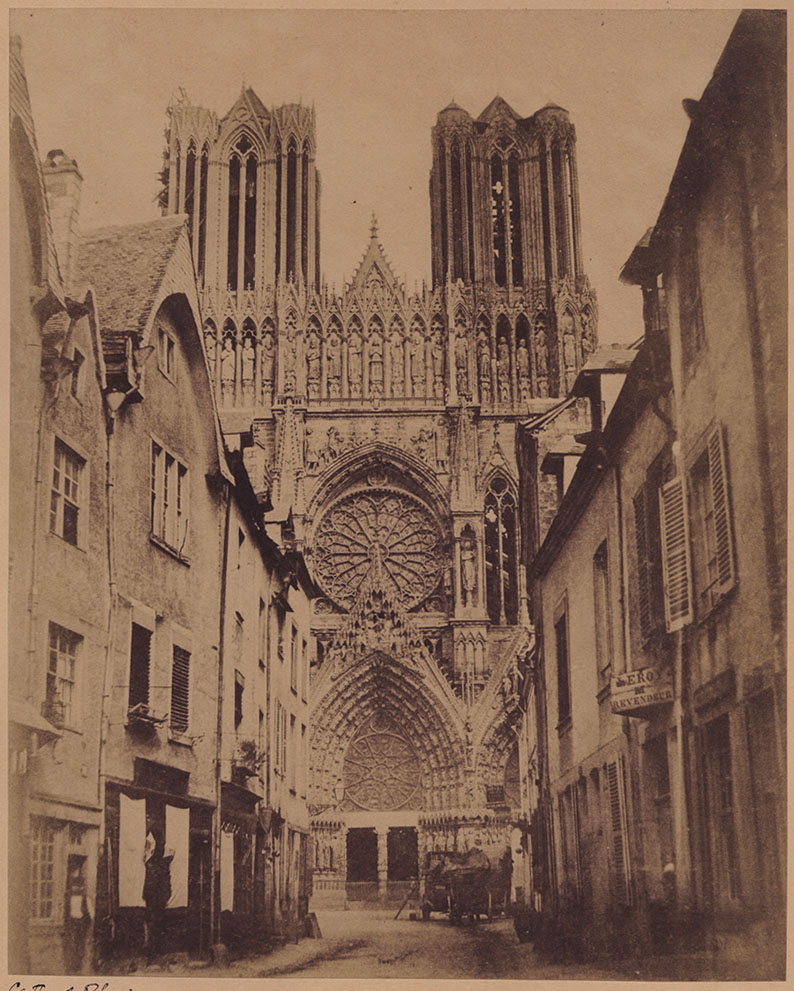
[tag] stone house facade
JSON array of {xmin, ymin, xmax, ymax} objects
[{"xmin": 523, "ymin": 11, "xmax": 786, "ymax": 974}]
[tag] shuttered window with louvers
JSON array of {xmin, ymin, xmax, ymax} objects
[
  {"xmin": 606, "ymin": 758, "xmax": 630, "ymax": 904},
  {"xmin": 170, "ymin": 646, "xmax": 190, "ymax": 733},
  {"xmin": 660, "ymin": 476, "xmax": 693, "ymax": 631},
  {"xmin": 707, "ymin": 426, "xmax": 736, "ymax": 596}
]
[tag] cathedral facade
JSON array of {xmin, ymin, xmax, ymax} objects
[{"xmin": 164, "ymin": 87, "xmax": 598, "ymax": 904}]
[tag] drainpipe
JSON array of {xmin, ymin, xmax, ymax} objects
[
  {"xmin": 213, "ymin": 480, "xmax": 232, "ymax": 950},
  {"xmin": 97, "ymin": 393, "xmax": 124, "ymax": 830}
]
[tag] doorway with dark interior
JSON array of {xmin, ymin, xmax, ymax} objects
[{"xmin": 346, "ymin": 827, "xmax": 378, "ymax": 902}]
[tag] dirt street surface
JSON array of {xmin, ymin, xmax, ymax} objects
[{"xmin": 167, "ymin": 910, "xmax": 630, "ymax": 980}]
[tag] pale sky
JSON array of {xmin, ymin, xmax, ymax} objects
[{"xmin": 12, "ymin": 8, "xmax": 739, "ymax": 344}]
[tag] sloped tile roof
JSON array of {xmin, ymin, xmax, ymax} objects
[{"xmin": 77, "ymin": 215, "xmax": 186, "ymax": 338}]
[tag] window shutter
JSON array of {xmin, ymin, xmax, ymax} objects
[
  {"xmin": 633, "ymin": 487, "xmax": 653, "ymax": 638},
  {"xmin": 170, "ymin": 647, "xmax": 190, "ymax": 733},
  {"xmin": 707, "ymin": 425, "xmax": 735, "ymax": 594},
  {"xmin": 660, "ymin": 476, "xmax": 693, "ymax": 632},
  {"xmin": 606, "ymin": 758, "xmax": 630, "ymax": 904}
]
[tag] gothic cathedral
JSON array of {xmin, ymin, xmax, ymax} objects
[{"xmin": 164, "ymin": 87, "xmax": 597, "ymax": 903}]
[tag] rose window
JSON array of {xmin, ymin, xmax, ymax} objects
[
  {"xmin": 313, "ymin": 489, "xmax": 443, "ymax": 609},
  {"xmin": 343, "ymin": 712, "xmax": 421, "ymax": 810}
]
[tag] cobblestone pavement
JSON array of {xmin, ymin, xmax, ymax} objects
[{"xmin": 145, "ymin": 909, "xmax": 631, "ymax": 980}]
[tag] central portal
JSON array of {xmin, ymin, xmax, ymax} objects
[{"xmin": 346, "ymin": 827, "xmax": 378, "ymax": 902}]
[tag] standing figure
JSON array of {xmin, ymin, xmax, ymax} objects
[
  {"xmin": 431, "ymin": 332, "xmax": 445, "ymax": 398},
  {"xmin": 477, "ymin": 332, "xmax": 491, "ymax": 404},
  {"xmin": 220, "ymin": 336, "xmax": 236, "ymax": 405},
  {"xmin": 326, "ymin": 331, "xmax": 341, "ymax": 398},
  {"xmin": 143, "ymin": 827, "xmax": 174, "ymax": 965},
  {"xmin": 562, "ymin": 312, "xmax": 577, "ymax": 392},
  {"xmin": 409, "ymin": 332, "xmax": 425, "ymax": 397},
  {"xmin": 62, "ymin": 857, "xmax": 92, "ymax": 973},
  {"xmin": 534, "ymin": 325, "xmax": 548, "ymax": 398},
  {"xmin": 460, "ymin": 536, "xmax": 477, "ymax": 607},
  {"xmin": 516, "ymin": 338, "xmax": 531, "ymax": 402},
  {"xmin": 348, "ymin": 331, "xmax": 362, "ymax": 397},
  {"xmin": 305, "ymin": 332, "xmax": 321, "ymax": 399},
  {"xmin": 369, "ymin": 334, "xmax": 384, "ymax": 397},
  {"xmin": 455, "ymin": 333, "xmax": 469, "ymax": 397},
  {"xmin": 261, "ymin": 332, "xmax": 275, "ymax": 403},
  {"xmin": 581, "ymin": 309, "xmax": 596, "ymax": 355},
  {"xmin": 497, "ymin": 336, "xmax": 511, "ymax": 402},
  {"xmin": 282, "ymin": 331, "xmax": 297, "ymax": 397},
  {"xmin": 390, "ymin": 331, "xmax": 404, "ymax": 396},
  {"xmin": 204, "ymin": 325, "xmax": 217, "ymax": 372},
  {"xmin": 241, "ymin": 336, "xmax": 256, "ymax": 404}
]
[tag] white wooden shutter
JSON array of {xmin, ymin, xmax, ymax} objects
[
  {"xmin": 707, "ymin": 425, "xmax": 736, "ymax": 595},
  {"xmin": 660, "ymin": 476, "xmax": 693, "ymax": 631}
]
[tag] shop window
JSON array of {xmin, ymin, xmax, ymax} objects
[
  {"xmin": 46, "ymin": 622, "xmax": 80, "ymax": 727},
  {"xmin": 50, "ymin": 438, "xmax": 83, "ymax": 546},
  {"xmin": 170, "ymin": 646, "xmax": 190, "ymax": 734},
  {"xmin": 30, "ymin": 818, "xmax": 56, "ymax": 919}
]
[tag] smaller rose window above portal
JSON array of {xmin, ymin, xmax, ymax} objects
[
  {"xmin": 343, "ymin": 712, "xmax": 421, "ymax": 811},
  {"xmin": 313, "ymin": 488, "xmax": 444, "ymax": 610}
]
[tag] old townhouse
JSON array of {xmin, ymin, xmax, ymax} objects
[
  {"xmin": 620, "ymin": 8, "xmax": 785, "ymax": 965},
  {"xmin": 9, "ymin": 39, "xmax": 110, "ymax": 974},
  {"xmin": 523, "ymin": 10, "xmax": 785, "ymax": 976},
  {"xmin": 217, "ymin": 451, "xmax": 313, "ymax": 952},
  {"xmin": 9, "ymin": 37, "xmax": 315, "ymax": 973}
]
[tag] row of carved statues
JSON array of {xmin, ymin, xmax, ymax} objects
[{"xmin": 202, "ymin": 306, "xmax": 595, "ymax": 407}]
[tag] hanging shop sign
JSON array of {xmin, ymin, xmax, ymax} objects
[{"xmin": 611, "ymin": 664, "xmax": 673, "ymax": 716}]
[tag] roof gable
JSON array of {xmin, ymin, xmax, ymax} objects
[{"xmin": 348, "ymin": 216, "xmax": 400, "ymax": 297}]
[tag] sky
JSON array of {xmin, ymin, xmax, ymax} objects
[{"xmin": 12, "ymin": 8, "xmax": 739, "ymax": 345}]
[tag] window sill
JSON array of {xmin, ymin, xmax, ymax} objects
[
  {"xmin": 149, "ymin": 532, "xmax": 190, "ymax": 566},
  {"xmin": 48, "ymin": 530, "xmax": 86, "ymax": 553},
  {"xmin": 168, "ymin": 729, "xmax": 194, "ymax": 747},
  {"xmin": 696, "ymin": 583, "xmax": 738, "ymax": 627}
]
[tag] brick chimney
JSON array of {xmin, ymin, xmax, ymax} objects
[{"xmin": 42, "ymin": 149, "xmax": 82, "ymax": 291}]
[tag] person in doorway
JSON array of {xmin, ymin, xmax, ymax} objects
[
  {"xmin": 142, "ymin": 826, "xmax": 174, "ymax": 965},
  {"xmin": 63, "ymin": 856, "xmax": 93, "ymax": 972}
]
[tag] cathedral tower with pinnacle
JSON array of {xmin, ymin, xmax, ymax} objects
[{"xmin": 162, "ymin": 88, "xmax": 597, "ymax": 906}]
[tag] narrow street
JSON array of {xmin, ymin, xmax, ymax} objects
[{"xmin": 150, "ymin": 910, "xmax": 630, "ymax": 980}]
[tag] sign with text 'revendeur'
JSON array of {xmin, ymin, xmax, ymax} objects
[{"xmin": 611, "ymin": 664, "xmax": 673, "ymax": 715}]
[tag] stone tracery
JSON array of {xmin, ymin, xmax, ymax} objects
[{"xmin": 313, "ymin": 488, "xmax": 444, "ymax": 611}]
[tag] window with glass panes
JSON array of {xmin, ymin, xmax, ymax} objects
[
  {"xmin": 47, "ymin": 622, "xmax": 80, "ymax": 725},
  {"xmin": 30, "ymin": 818, "xmax": 56, "ymax": 919},
  {"xmin": 50, "ymin": 439, "xmax": 83, "ymax": 545},
  {"xmin": 150, "ymin": 440, "xmax": 189, "ymax": 551}
]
